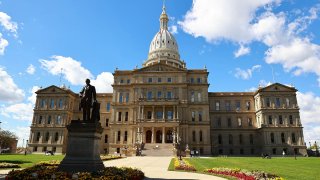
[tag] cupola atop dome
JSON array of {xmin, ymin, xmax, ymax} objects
[{"xmin": 143, "ymin": 4, "xmax": 185, "ymax": 69}]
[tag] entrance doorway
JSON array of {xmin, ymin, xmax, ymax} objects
[
  {"xmin": 166, "ymin": 130, "xmax": 173, "ymax": 143},
  {"xmin": 146, "ymin": 130, "xmax": 152, "ymax": 143},
  {"xmin": 156, "ymin": 130, "xmax": 162, "ymax": 143}
]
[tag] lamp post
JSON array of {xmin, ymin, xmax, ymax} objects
[
  {"xmin": 136, "ymin": 128, "xmax": 142, "ymax": 156},
  {"xmin": 25, "ymin": 140, "xmax": 28, "ymax": 155}
]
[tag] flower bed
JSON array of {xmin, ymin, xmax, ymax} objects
[
  {"xmin": 0, "ymin": 163, "xmax": 21, "ymax": 169},
  {"xmin": 100, "ymin": 155, "xmax": 123, "ymax": 161},
  {"xmin": 6, "ymin": 164, "xmax": 144, "ymax": 180},
  {"xmin": 173, "ymin": 158, "xmax": 196, "ymax": 171},
  {"xmin": 205, "ymin": 167, "xmax": 283, "ymax": 180}
]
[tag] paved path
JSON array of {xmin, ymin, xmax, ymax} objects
[{"xmin": 104, "ymin": 157, "xmax": 225, "ymax": 180}]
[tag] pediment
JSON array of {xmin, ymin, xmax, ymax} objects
[
  {"xmin": 137, "ymin": 63, "xmax": 185, "ymax": 72},
  {"xmin": 257, "ymin": 83, "xmax": 297, "ymax": 93},
  {"xmin": 36, "ymin": 85, "xmax": 73, "ymax": 94}
]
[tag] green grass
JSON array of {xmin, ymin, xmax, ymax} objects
[
  {"xmin": 168, "ymin": 158, "xmax": 175, "ymax": 171},
  {"xmin": 0, "ymin": 154, "xmax": 64, "ymax": 168},
  {"xmin": 185, "ymin": 157, "xmax": 320, "ymax": 180}
]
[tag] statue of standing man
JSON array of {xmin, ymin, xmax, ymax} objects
[{"xmin": 80, "ymin": 79, "xmax": 97, "ymax": 122}]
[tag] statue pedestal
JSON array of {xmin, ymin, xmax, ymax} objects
[{"xmin": 58, "ymin": 120, "xmax": 104, "ymax": 172}]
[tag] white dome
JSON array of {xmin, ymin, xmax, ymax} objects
[{"xmin": 143, "ymin": 6, "xmax": 184, "ymax": 68}]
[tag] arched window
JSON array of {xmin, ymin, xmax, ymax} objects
[
  {"xmin": 292, "ymin": 133, "xmax": 296, "ymax": 143},
  {"xmin": 54, "ymin": 132, "xmax": 59, "ymax": 142},
  {"xmin": 218, "ymin": 134, "xmax": 222, "ymax": 144},
  {"xmin": 199, "ymin": 131, "xmax": 203, "ymax": 142},
  {"xmin": 229, "ymin": 134, "xmax": 233, "ymax": 144},
  {"xmin": 271, "ymin": 133, "xmax": 275, "ymax": 143},
  {"xmin": 45, "ymin": 132, "xmax": 50, "ymax": 142},
  {"xmin": 281, "ymin": 133, "xmax": 285, "ymax": 143}
]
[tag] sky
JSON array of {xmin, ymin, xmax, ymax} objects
[{"xmin": 0, "ymin": 0, "xmax": 320, "ymax": 147}]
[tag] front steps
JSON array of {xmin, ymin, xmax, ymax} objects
[{"xmin": 142, "ymin": 143, "xmax": 174, "ymax": 156}]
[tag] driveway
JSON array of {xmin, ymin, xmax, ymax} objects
[{"xmin": 104, "ymin": 156, "xmax": 225, "ymax": 180}]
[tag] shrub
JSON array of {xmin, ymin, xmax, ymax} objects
[
  {"xmin": 173, "ymin": 158, "xmax": 196, "ymax": 172},
  {"xmin": 0, "ymin": 163, "xmax": 20, "ymax": 169},
  {"xmin": 100, "ymin": 155, "xmax": 123, "ymax": 161}
]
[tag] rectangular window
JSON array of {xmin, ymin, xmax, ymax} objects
[
  {"xmin": 199, "ymin": 112, "xmax": 202, "ymax": 121},
  {"xmin": 271, "ymin": 133, "xmax": 275, "ymax": 143},
  {"xmin": 266, "ymin": 98, "xmax": 271, "ymax": 107},
  {"xmin": 156, "ymin": 111, "xmax": 162, "ymax": 119},
  {"xmin": 276, "ymin": 98, "xmax": 281, "ymax": 108},
  {"xmin": 127, "ymin": 79, "xmax": 130, "ymax": 84},
  {"xmin": 239, "ymin": 134, "xmax": 243, "ymax": 144},
  {"xmin": 250, "ymin": 134, "xmax": 253, "ymax": 144},
  {"xmin": 218, "ymin": 135, "xmax": 222, "ymax": 144},
  {"xmin": 147, "ymin": 111, "xmax": 152, "ymax": 119},
  {"xmin": 157, "ymin": 91, "xmax": 162, "ymax": 99},
  {"xmin": 217, "ymin": 117, "xmax": 221, "ymax": 127},
  {"xmin": 227, "ymin": 118, "xmax": 232, "ymax": 127},
  {"xmin": 279, "ymin": 115, "xmax": 283, "ymax": 124},
  {"xmin": 281, "ymin": 133, "xmax": 285, "ymax": 143},
  {"xmin": 251, "ymin": 148, "xmax": 255, "ymax": 155},
  {"xmin": 124, "ymin": 131, "xmax": 128, "ymax": 142},
  {"xmin": 167, "ymin": 77, "xmax": 172, "ymax": 83},
  {"xmin": 236, "ymin": 101, "xmax": 241, "ymax": 111},
  {"xmin": 158, "ymin": 77, "xmax": 162, "ymax": 83},
  {"xmin": 125, "ymin": 112, "xmax": 128, "ymax": 121},
  {"xmin": 105, "ymin": 135, "xmax": 108, "ymax": 143},
  {"xmin": 190, "ymin": 78, "xmax": 194, "ymax": 83},
  {"xmin": 248, "ymin": 118, "xmax": 252, "ymax": 126},
  {"xmin": 246, "ymin": 101, "xmax": 250, "ymax": 110},
  {"xmin": 192, "ymin": 131, "xmax": 196, "ymax": 142},
  {"xmin": 167, "ymin": 91, "xmax": 172, "ymax": 99},
  {"xmin": 272, "ymin": 148, "xmax": 276, "ymax": 155},
  {"xmin": 269, "ymin": 116, "xmax": 273, "ymax": 124},
  {"xmin": 286, "ymin": 98, "xmax": 290, "ymax": 107},
  {"xmin": 126, "ymin": 93, "xmax": 129, "ymax": 103},
  {"xmin": 120, "ymin": 79, "xmax": 124, "ymax": 84},
  {"xmin": 106, "ymin": 102, "xmax": 110, "ymax": 112},
  {"xmin": 238, "ymin": 117, "xmax": 242, "ymax": 127},
  {"xmin": 118, "ymin": 112, "xmax": 122, "ymax": 122},
  {"xmin": 199, "ymin": 131, "xmax": 203, "ymax": 142},
  {"xmin": 229, "ymin": 134, "xmax": 233, "ymax": 144},
  {"xmin": 191, "ymin": 92, "xmax": 195, "ymax": 102},
  {"xmin": 292, "ymin": 133, "xmax": 296, "ymax": 143},
  {"xmin": 119, "ymin": 93, "xmax": 123, "ymax": 103},
  {"xmin": 289, "ymin": 115, "xmax": 293, "ymax": 124},
  {"xmin": 147, "ymin": 91, "xmax": 152, "ymax": 100},
  {"xmin": 41, "ymin": 99, "xmax": 46, "ymax": 108},
  {"xmin": 117, "ymin": 131, "xmax": 121, "ymax": 142},
  {"xmin": 191, "ymin": 111, "xmax": 195, "ymax": 121},
  {"xmin": 167, "ymin": 111, "xmax": 173, "ymax": 120},
  {"xmin": 225, "ymin": 101, "xmax": 231, "ymax": 111},
  {"xmin": 39, "ymin": 116, "xmax": 43, "ymax": 124},
  {"xmin": 47, "ymin": 116, "xmax": 51, "ymax": 124},
  {"xmin": 50, "ymin": 99, "xmax": 55, "ymax": 109},
  {"xmin": 197, "ymin": 78, "xmax": 201, "ymax": 83},
  {"xmin": 215, "ymin": 101, "xmax": 220, "ymax": 111},
  {"xmin": 58, "ymin": 99, "xmax": 63, "ymax": 109},
  {"xmin": 148, "ymin": 77, "xmax": 152, "ymax": 83},
  {"xmin": 197, "ymin": 92, "xmax": 201, "ymax": 102},
  {"xmin": 106, "ymin": 118, "xmax": 109, "ymax": 127}
]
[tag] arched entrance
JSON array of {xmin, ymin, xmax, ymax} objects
[
  {"xmin": 166, "ymin": 130, "xmax": 173, "ymax": 143},
  {"xmin": 146, "ymin": 130, "xmax": 152, "ymax": 143},
  {"xmin": 156, "ymin": 130, "xmax": 162, "ymax": 143}
]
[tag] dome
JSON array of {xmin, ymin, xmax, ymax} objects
[{"xmin": 143, "ymin": 5, "xmax": 184, "ymax": 68}]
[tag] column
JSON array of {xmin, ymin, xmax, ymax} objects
[
  {"xmin": 177, "ymin": 106, "xmax": 179, "ymax": 119},
  {"xmin": 173, "ymin": 106, "xmax": 176, "ymax": 120},
  {"xmin": 162, "ymin": 127, "xmax": 165, "ymax": 144},
  {"xmin": 151, "ymin": 127, "xmax": 154, "ymax": 143},
  {"xmin": 142, "ymin": 106, "xmax": 144, "ymax": 121},
  {"xmin": 162, "ymin": 106, "xmax": 165, "ymax": 120},
  {"xmin": 114, "ymin": 131, "xmax": 117, "ymax": 144},
  {"xmin": 177, "ymin": 127, "xmax": 180, "ymax": 141},
  {"xmin": 138, "ymin": 106, "xmax": 141, "ymax": 120},
  {"xmin": 133, "ymin": 128, "xmax": 136, "ymax": 144},
  {"xmin": 152, "ymin": 106, "xmax": 155, "ymax": 120}
]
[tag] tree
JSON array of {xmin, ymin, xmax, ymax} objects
[{"xmin": 0, "ymin": 130, "xmax": 18, "ymax": 149}]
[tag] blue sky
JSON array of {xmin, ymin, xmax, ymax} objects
[{"xmin": 0, "ymin": 0, "xmax": 320, "ymax": 147}]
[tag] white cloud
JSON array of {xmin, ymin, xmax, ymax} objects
[
  {"xmin": 265, "ymin": 38, "xmax": 320, "ymax": 77},
  {"xmin": 0, "ymin": 12, "xmax": 18, "ymax": 35},
  {"xmin": 39, "ymin": 55, "xmax": 93, "ymax": 86},
  {"xmin": 0, "ymin": 33, "xmax": 8, "ymax": 55},
  {"xmin": 0, "ymin": 67, "xmax": 25, "ymax": 102},
  {"xmin": 27, "ymin": 86, "xmax": 40, "ymax": 104},
  {"xmin": 0, "ymin": 103, "xmax": 33, "ymax": 121},
  {"xmin": 234, "ymin": 44, "xmax": 250, "ymax": 57},
  {"xmin": 235, "ymin": 65, "xmax": 261, "ymax": 80},
  {"xmin": 297, "ymin": 92, "xmax": 320, "ymax": 143},
  {"xmin": 179, "ymin": 0, "xmax": 320, "ymax": 85},
  {"xmin": 26, "ymin": 64, "xmax": 35, "ymax": 75},
  {"xmin": 12, "ymin": 126, "xmax": 30, "ymax": 147},
  {"xmin": 169, "ymin": 25, "xmax": 178, "ymax": 34},
  {"xmin": 91, "ymin": 72, "xmax": 113, "ymax": 93}
]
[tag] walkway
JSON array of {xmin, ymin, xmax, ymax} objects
[{"xmin": 104, "ymin": 156, "xmax": 225, "ymax": 180}]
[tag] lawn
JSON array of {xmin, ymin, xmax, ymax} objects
[
  {"xmin": 184, "ymin": 157, "xmax": 319, "ymax": 180},
  {"xmin": 0, "ymin": 154, "xmax": 64, "ymax": 168}
]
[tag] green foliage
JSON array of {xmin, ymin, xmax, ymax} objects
[
  {"xmin": 0, "ymin": 130, "xmax": 18, "ymax": 149},
  {"xmin": 185, "ymin": 157, "xmax": 320, "ymax": 180}
]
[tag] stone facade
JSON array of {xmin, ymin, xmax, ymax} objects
[{"xmin": 27, "ymin": 6, "xmax": 307, "ymax": 156}]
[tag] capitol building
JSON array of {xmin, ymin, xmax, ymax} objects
[{"xmin": 28, "ymin": 6, "xmax": 307, "ymax": 156}]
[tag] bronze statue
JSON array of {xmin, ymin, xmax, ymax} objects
[{"xmin": 79, "ymin": 79, "xmax": 97, "ymax": 122}]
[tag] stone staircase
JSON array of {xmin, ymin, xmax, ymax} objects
[{"xmin": 142, "ymin": 143, "xmax": 174, "ymax": 156}]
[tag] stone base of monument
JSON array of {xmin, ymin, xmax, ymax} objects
[{"xmin": 58, "ymin": 120, "xmax": 104, "ymax": 172}]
